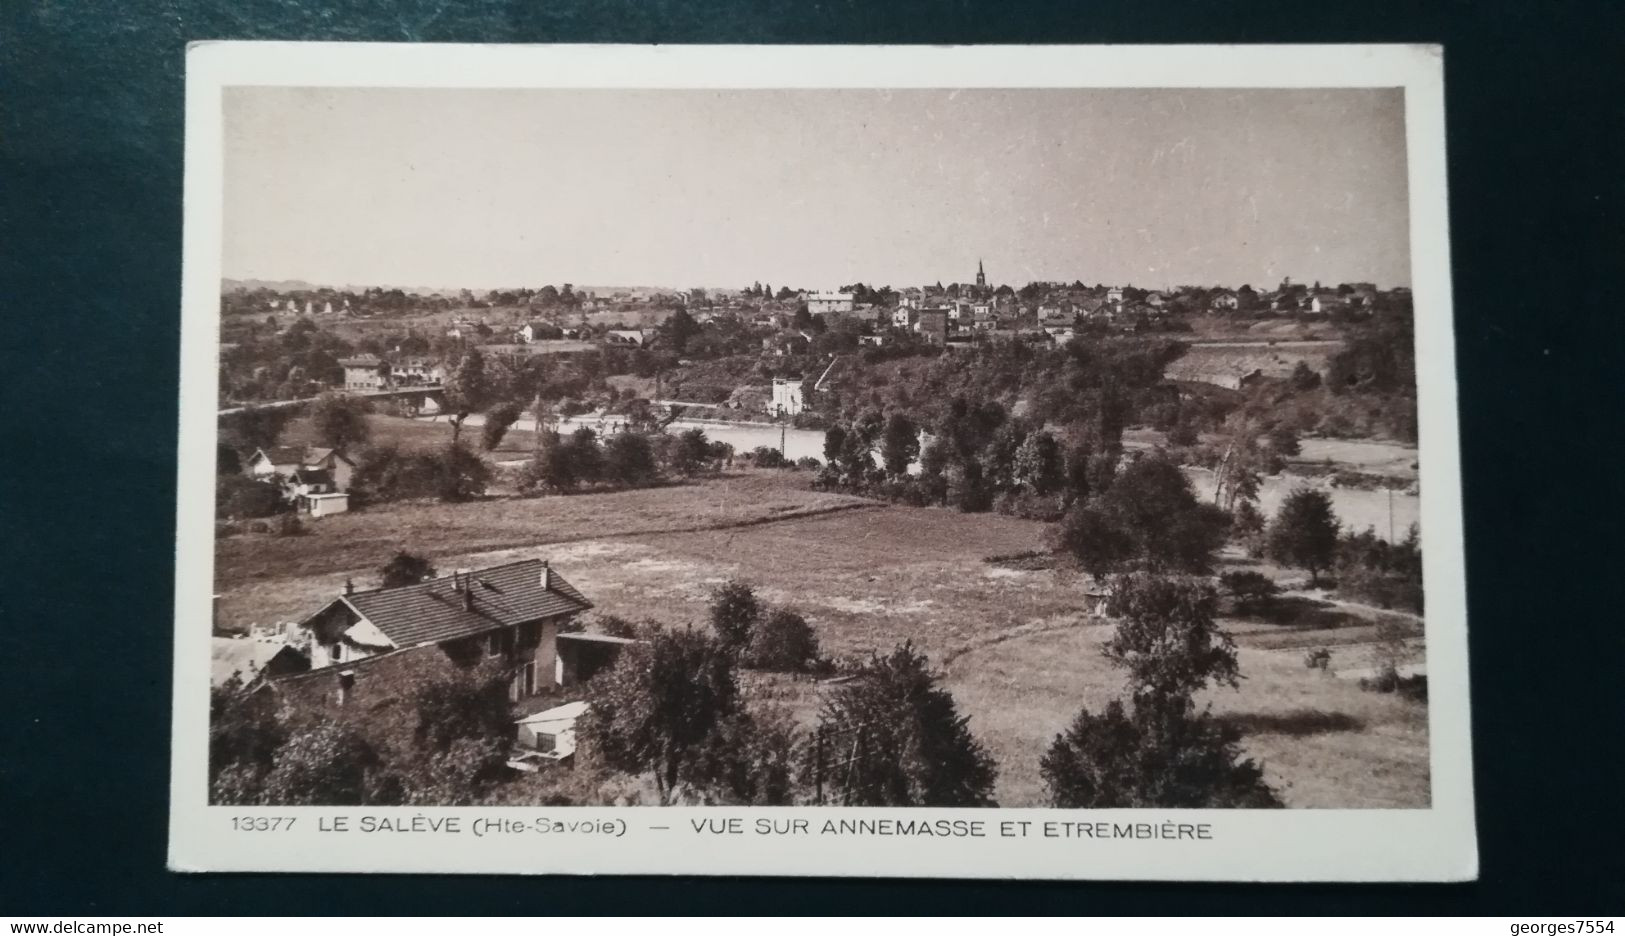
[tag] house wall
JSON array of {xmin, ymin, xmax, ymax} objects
[{"xmin": 329, "ymin": 458, "xmax": 354, "ymax": 491}]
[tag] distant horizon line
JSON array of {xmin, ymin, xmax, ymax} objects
[{"xmin": 222, "ymin": 273, "xmax": 1409, "ymax": 295}]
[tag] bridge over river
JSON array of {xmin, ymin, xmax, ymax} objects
[{"xmin": 218, "ymin": 384, "xmax": 445, "ymax": 418}]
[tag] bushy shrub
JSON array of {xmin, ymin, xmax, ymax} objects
[
  {"xmin": 1217, "ymin": 570, "xmax": 1279, "ymax": 613},
  {"xmin": 709, "ymin": 581, "xmax": 760, "ymax": 652},
  {"xmin": 272, "ymin": 513, "xmax": 306, "ymax": 537},
  {"xmin": 795, "ymin": 456, "xmax": 822, "ymax": 470},
  {"xmin": 350, "ymin": 443, "xmax": 490, "ymax": 504},
  {"xmin": 992, "ymin": 489, "xmax": 1067, "ymax": 522},
  {"xmin": 748, "ymin": 446, "xmax": 789, "ymax": 469},
  {"xmin": 743, "ymin": 609, "xmax": 821, "ymax": 673},
  {"xmin": 1041, "ymin": 697, "xmax": 1280, "ymax": 808},
  {"xmin": 216, "ymin": 475, "xmax": 287, "ymax": 520}
]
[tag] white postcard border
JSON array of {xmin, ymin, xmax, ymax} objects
[{"xmin": 171, "ymin": 42, "xmax": 1475, "ymax": 880}]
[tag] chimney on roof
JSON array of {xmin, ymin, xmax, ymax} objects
[
  {"xmin": 456, "ymin": 568, "xmax": 474, "ymax": 610},
  {"xmin": 541, "ymin": 559, "xmax": 551, "ymax": 591},
  {"xmin": 343, "ymin": 577, "xmax": 355, "ymax": 596}
]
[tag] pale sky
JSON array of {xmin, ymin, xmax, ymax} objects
[{"xmin": 223, "ymin": 86, "xmax": 1410, "ymax": 291}]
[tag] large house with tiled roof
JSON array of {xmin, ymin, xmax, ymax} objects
[{"xmin": 279, "ymin": 558, "xmax": 618, "ymax": 703}]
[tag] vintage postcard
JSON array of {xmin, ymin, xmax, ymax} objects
[{"xmin": 171, "ymin": 43, "xmax": 1476, "ymax": 879}]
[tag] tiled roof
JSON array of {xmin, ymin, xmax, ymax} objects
[
  {"xmin": 344, "ymin": 559, "xmax": 592, "ymax": 649},
  {"xmin": 339, "ymin": 354, "xmax": 383, "ymax": 366},
  {"xmin": 259, "ymin": 446, "xmax": 305, "ymax": 466},
  {"xmin": 306, "ymin": 447, "xmax": 354, "ymax": 466}
]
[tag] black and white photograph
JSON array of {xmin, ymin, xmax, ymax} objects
[{"xmin": 171, "ymin": 43, "xmax": 1475, "ymax": 879}]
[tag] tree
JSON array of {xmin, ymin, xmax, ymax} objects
[
  {"xmin": 1103, "ymin": 574, "xmax": 1238, "ymax": 701},
  {"xmin": 823, "ymin": 425, "xmax": 847, "ymax": 465},
  {"xmin": 1287, "ymin": 361, "xmax": 1322, "ymax": 393},
  {"xmin": 216, "ymin": 475, "xmax": 286, "ymax": 519},
  {"xmin": 379, "ymin": 551, "xmax": 435, "ymax": 589},
  {"xmin": 519, "ymin": 429, "xmax": 590, "ymax": 494},
  {"xmin": 1266, "ymin": 424, "xmax": 1301, "ymax": 457},
  {"xmin": 815, "ymin": 642, "xmax": 996, "ymax": 806},
  {"xmin": 1013, "ymin": 429, "xmax": 1064, "ymax": 494},
  {"xmin": 663, "ymin": 427, "xmax": 713, "ymax": 477},
  {"xmin": 879, "ymin": 412, "xmax": 919, "ymax": 476},
  {"xmin": 219, "ymin": 405, "xmax": 294, "ymax": 457},
  {"xmin": 1050, "ymin": 504, "xmax": 1135, "ymax": 579},
  {"xmin": 1267, "ymin": 488, "xmax": 1341, "ymax": 584},
  {"xmin": 258, "ymin": 721, "xmax": 377, "ymax": 806},
  {"xmin": 480, "ymin": 401, "xmax": 523, "ymax": 451},
  {"xmin": 1102, "ymin": 455, "xmax": 1231, "ymax": 573},
  {"xmin": 709, "ymin": 580, "xmax": 760, "ymax": 652},
  {"xmin": 208, "ymin": 677, "xmax": 284, "ymax": 797},
  {"xmin": 743, "ymin": 608, "xmax": 821, "ymax": 672},
  {"xmin": 603, "ymin": 432, "xmax": 658, "ymax": 488},
  {"xmin": 658, "ymin": 307, "xmax": 702, "ymax": 354},
  {"xmin": 406, "ymin": 661, "xmax": 516, "ymax": 755},
  {"xmin": 1040, "ymin": 698, "xmax": 1280, "ymax": 808},
  {"xmin": 309, "ymin": 392, "xmax": 372, "ymax": 449},
  {"xmin": 1051, "ymin": 454, "xmax": 1229, "ymax": 575},
  {"xmin": 442, "ymin": 348, "xmax": 494, "ymax": 443},
  {"xmin": 431, "ymin": 444, "xmax": 491, "ymax": 503},
  {"xmin": 946, "ymin": 456, "xmax": 990, "ymax": 512},
  {"xmin": 692, "ymin": 707, "xmax": 802, "ymax": 805},
  {"xmin": 1217, "ymin": 570, "xmax": 1279, "ymax": 614},
  {"xmin": 580, "ymin": 627, "xmax": 740, "ymax": 798}
]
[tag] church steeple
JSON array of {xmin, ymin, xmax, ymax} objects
[{"xmin": 975, "ymin": 258, "xmax": 987, "ymax": 290}]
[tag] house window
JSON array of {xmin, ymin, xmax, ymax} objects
[
  {"xmin": 518, "ymin": 620, "xmax": 539, "ymax": 645},
  {"xmin": 487, "ymin": 632, "xmax": 503, "ymax": 658},
  {"xmin": 326, "ymin": 642, "xmax": 342, "ymax": 665},
  {"xmin": 521, "ymin": 662, "xmax": 536, "ymax": 697}
]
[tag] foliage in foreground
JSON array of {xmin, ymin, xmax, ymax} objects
[
  {"xmin": 1043, "ymin": 573, "xmax": 1280, "ymax": 809},
  {"xmin": 1040, "ymin": 696, "xmax": 1280, "ymax": 808},
  {"xmin": 815, "ymin": 643, "xmax": 998, "ymax": 807}
]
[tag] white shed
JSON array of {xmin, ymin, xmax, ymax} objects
[
  {"xmin": 515, "ymin": 700, "xmax": 589, "ymax": 761},
  {"xmin": 305, "ymin": 492, "xmax": 350, "ymax": 518}
]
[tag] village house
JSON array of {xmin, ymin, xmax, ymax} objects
[
  {"xmin": 517, "ymin": 322, "xmax": 554, "ymax": 343},
  {"xmin": 392, "ymin": 357, "xmax": 445, "ymax": 386},
  {"xmin": 247, "ymin": 445, "xmax": 356, "ymax": 490},
  {"xmin": 604, "ymin": 329, "xmax": 648, "ymax": 347},
  {"xmin": 271, "ymin": 559, "xmax": 618, "ymax": 705},
  {"xmin": 1044, "ymin": 326, "xmax": 1078, "ymax": 346},
  {"xmin": 246, "ymin": 445, "xmax": 357, "ymax": 514},
  {"xmin": 339, "ymin": 354, "xmax": 390, "ymax": 391},
  {"xmin": 891, "ymin": 306, "xmax": 917, "ymax": 329},
  {"xmin": 805, "ymin": 292, "xmax": 855, "ymax": 315},
  {"xmin": 771, "ymin": 376, "xmax": 805, "ymax": 416},
  {"xmin": 914, "ymin": 308, "xmax": 949, "ymax": 346}
]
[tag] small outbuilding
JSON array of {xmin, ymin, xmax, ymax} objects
[{"xmin": 305, "ymin": 492, "xmax": 350, "ymax": 518}]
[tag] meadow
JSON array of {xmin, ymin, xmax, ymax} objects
[{"xmin": 215, "ymin": 469, "xmax": 1429, "ymax": 808}]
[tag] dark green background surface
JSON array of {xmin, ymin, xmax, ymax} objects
[{"xmin": 3, "ymin": 0, "xmax": 1623, "ymax": 914}]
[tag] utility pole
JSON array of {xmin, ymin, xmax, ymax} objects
[{"xmin": 1388, "ymin": 485, "xmax": 1395, "ymax": 543}]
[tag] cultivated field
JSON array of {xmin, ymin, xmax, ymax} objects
[{"xmin": 215, "ymin": 469, "xmax": 1429, "ymax": 808}]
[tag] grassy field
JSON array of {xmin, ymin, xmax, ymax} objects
[
  {"xmin": 216, "ymin": 469, "xmax": 1429, "ymax": 807},
  {"xmin": 281, "ymin": 412, "xmax": 543, "ymax": 461},
  {"xmin": 213, "ymin": 469, "xmax": 872, "ymax": 630}
]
